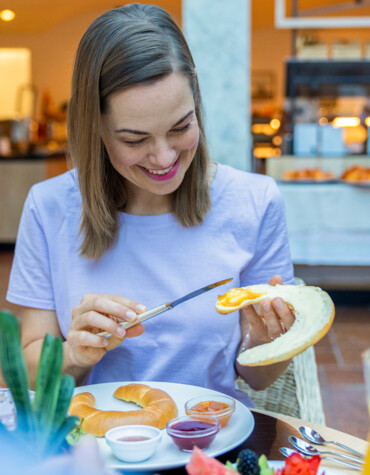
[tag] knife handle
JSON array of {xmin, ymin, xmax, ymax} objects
[{"xmin": 97, "ymin": 303, "xmax": 170, "ymax": 339}]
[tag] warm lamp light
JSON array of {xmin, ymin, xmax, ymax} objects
[
  {"xmin": 251, "ymin": 124, "xmax": 275, "ymax": 136},
  {"xmin": 0, "ymin": 9, "xmax": 15, "ymax": 21},
  {"xmin": 0, "ymin": 48, "xmax": 31, "ymax": 120},
  {"xmin": 272, "ymin": 135, "xmax": 283, "ymax": 146},
  {"xmin": 270, "ymin": 119, "xmax": 281, "ymax": 130},
  {"xmin": 332, "ymin": 117, "xmax": 360, "ymax": 128},
  {"xmin": 365, "ymin": 117, "xmax": 370, "ymax": 128},
  {"xmin": 254, "ymin": 147, "xmax": 281, "ymax": 158}
]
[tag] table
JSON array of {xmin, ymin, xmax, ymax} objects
[{"xmin": 158, "ymin": 409, "xmax": 368, "ymax": 474}]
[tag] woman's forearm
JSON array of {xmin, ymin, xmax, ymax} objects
[
  {"xmin": 235, "ymin": 334, "xmax": 291, "ymax": 390},
  {"xmin": 23, "ymin": 339, "xmax": 92, "ymax": 388}
]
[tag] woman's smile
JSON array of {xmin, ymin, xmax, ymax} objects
[{"xmin": 139, "ymin": 156, "xmax": 181, "ymax": 181}]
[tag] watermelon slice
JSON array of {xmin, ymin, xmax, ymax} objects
[{"xmin": 186, "ymin": 447, "xmax": 237, "ymax": 475}]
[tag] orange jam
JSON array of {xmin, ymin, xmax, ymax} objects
[
  {"xmin": 217, "ymin": 287, "xmax": 266, "ymax": 307},
  {"xmin": 186, "ymin": 400, "xmax": 232, "ymax": 427}
]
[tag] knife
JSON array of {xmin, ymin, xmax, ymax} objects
[{"xmin": 97, "ymin": 277, "xmax": 233, "ymax": 339}]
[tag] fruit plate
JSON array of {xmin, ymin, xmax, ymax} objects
[
  {"xmin": 268, "ymin": 461, "xmax": 346, "ymax": 475},
  {"xmin": 73, "ymin": 381, "xmax": 254, "ymax": 472}
]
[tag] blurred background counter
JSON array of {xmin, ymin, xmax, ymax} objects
[
  {"xmin": 279, "ymin": 181, "xmax": 370, "ymax": 289},
  {"xmin": 0, "ymin": 151, "xmax": 67, "ymax": 243}
]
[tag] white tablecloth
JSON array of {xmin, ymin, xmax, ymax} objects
[{"xmin": 278, "ymin": 182, "xmax": 370, "ymax": 265}]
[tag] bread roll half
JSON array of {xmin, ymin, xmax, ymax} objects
[{"xmin": 216, "ymin": 284, "xmax": 335, "ymax": 366}]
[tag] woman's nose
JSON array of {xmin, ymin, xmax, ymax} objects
[{"xmin": 148, "ymin": 140, "xmax": 177, "ymax": 167}]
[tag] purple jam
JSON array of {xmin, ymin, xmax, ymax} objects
[
  {"xmin": 168, "ymin": 420, "xmax": 218, "ymax": 451},
  {"xmin": 172, "ymin": 420, "xmax": 214, "ymax": 432}
]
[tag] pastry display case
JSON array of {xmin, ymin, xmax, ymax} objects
[
  {"xmin": 254, "ymin": 59, "xmax": 370, "ymax": 185},
  {"xmin": 252, "ymin": 60, "xmax": 370, "ymax": 282}
]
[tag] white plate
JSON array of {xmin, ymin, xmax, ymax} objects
[
  {"xmin": 73, "ymin": 381, "xmax": 254, "ymax": 472},
  {"xmin": 269, "ymin": 461, "xmax": 345, "ymax": 475}
]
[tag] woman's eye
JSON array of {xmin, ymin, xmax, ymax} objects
[
  {"xmin": 123, "ymin": 138, "xmax": 147, "ymax": 146},
  {"xmin": 172, "ymin": 122, "xmax": 191, "ymax": 134}
]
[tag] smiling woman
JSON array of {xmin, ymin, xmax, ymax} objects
[
  {"xmin": 67, "ymin": 4, "xmax": 210, "ymax": 258},
  {"xmin": 7, "ymin": 4, "xmax": 296, "ymax": 412}
]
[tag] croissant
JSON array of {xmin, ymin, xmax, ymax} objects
[{"xmin": 69, "ymin": 383, "xmax": 178, "ymax": 437}]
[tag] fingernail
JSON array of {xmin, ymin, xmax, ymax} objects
[
  {"xmin": 102, "ymin": 338, "xmax": 108, "ymax": 346},
  {"xmin": 274, "ymin": 298, "xmax": 284, "ymax": 310},
  {"xmin": 126, "ymin": 310, "xmax": 137, "ymax": 320},
  {"xmin": 116, "ymin": 326, "xmax": 125, "ymax": 337},
  {"xmin": 261, "ymin": 300, "xmax": 271, "ymax": 311},
  {"xmin": 135, "ymin": 304, "xmax": 146, "ymax": 313}
]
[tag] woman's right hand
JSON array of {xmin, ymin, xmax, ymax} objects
[{"xmin": 67, "ymin": 294, "xmax": 146, "ymax": 368}]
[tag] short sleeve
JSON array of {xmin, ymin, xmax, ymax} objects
[
  {"xmin": 241, "ymin": 179, "xmax": 295, "ymax": 286},
  {"xmin": 6, "ymin": 187, "xmax": 55, "ymax": 309}
]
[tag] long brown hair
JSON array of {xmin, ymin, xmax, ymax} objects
[{"xmin": 67, "ymin": 3, "xmax": 211, "ymax": 259}]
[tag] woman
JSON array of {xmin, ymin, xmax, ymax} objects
[{"xmin": 6, "ymin": 3, "xmax": 295, "ymax": 404}]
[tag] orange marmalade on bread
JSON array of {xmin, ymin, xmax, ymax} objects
[{"xmin": 217, "ymin": 287, "xmax": 267, "ymax": 308}]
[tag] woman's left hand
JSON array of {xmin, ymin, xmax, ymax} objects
[{"xmin": 241, "ymin": 275, "xmax": 295, "ymax": 348}]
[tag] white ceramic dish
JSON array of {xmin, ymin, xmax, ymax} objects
[
  {"xmin": 166, "ymin": 414, "xmax": 220, "ymax": 452},
  {"xmin": 184, "ymin": 393, "xmax": 236, "ymax": 428},
  {"xmin": 105, "ymin": 425, "xmax": 161, "ymax": 462},
  {"xmin": 73, "ymin": 381, "xmax": 254, "ymax": 472}
]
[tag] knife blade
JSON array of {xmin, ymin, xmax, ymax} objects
[{"xmin": 97, "ymin": 277, "xmax": 233, "ymax": 339}]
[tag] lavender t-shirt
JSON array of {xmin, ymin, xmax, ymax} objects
[{"xmin": 7, "ymin": 163, "xmax": 294, "ymax": 404}]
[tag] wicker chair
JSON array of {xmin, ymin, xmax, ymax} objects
[{"xmin": 236, "ymin": 277, "xmax": 326, "ymax": 425}]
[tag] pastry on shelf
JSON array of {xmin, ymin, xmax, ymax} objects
[
  {"xmin": 341, "ymin": 165, "xmax": 370, "ymax": 182},
  {"xmin": 282, "ymin": 168, "xmax": 335, "ymax": 181}
]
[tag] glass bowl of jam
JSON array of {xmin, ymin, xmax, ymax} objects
[
  {"xmin": 184, "ymin": 394, "xmax": 236, "ymax": 428},
  {"xmin": 166, "ymin": 414, "xmax": 220, "ymax": 452},
  {"xmin": 105, "ymin": 424, "xmax": 162, "ymax": 462}
]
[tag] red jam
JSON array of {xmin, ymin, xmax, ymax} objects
[
  {"xmin": 117, "ymin": 436, "xmax": 151, "ymax": 442},
  {"xmin": 168, "ymin": 420, "xmax": 218, "ymax": 451}
]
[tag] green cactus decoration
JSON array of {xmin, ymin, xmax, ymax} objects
[{"xmin": 0, "ymin": 309, "xmax": 78, "ymax": 460}]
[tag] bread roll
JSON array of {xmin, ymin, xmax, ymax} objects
[
  {"xmin": 69, "ymin": 383, "xmax": 178, "ymax": 437},
  {"xmin": 216, "ymin": 284, "xmax": 335, "ymax": 366}
]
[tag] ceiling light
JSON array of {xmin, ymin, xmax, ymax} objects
[{"xmin": 0, "ymin": 9, "xmax": 15, "ymax": 21}]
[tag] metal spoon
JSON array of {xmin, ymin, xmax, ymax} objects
[
  {"xmin": 280, "ymin": 447, "xmax": 362, "ymax": 470},
  {"xmin": 299, "ymin": 425, "xmax": 364, "ymax": 459},
  {"xmin": 289, "ymin": 436, "xmax": 364, "ymax": 465}
]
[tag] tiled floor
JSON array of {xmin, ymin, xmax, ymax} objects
[
  {"xmin": 0, "ymin": 250, "xmax": 369, "ymax": 440},
  {"xmin": 315, "ymin": 301, "xmax": 370, "ymax": 440}
]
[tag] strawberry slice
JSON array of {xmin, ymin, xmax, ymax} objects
[{"xmin": 281, "ymin": 453, "xmax": 321, "ymax": 475}]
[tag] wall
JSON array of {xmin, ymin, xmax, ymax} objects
[
  {"xmin": 0, "ymin": 1, "xmax": 182, "ymax": 114},
  {"xmin": 251, "ymin": 26, "xmax": 370, "ymax": 110}
]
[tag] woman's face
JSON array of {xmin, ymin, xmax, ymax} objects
[{"xmin": 100, "ymin": 73, "xmax": 199, "ymax": 212}]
